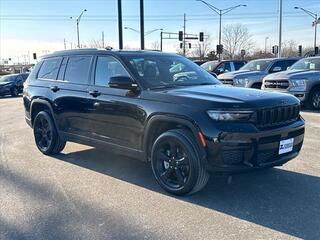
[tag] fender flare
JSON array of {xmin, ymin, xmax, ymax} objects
[
  {"xmin": 142, "ymin": 114, "xmax": 207, "ymax": 161},
  {"xmin": 30, "ymin": 99, "xmax": 59, "ymax": 130}
]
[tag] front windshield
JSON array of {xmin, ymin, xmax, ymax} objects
[
  {"xmin": 290, "ymin": 58, "xmax": 320, "ymax": 71},
  {"xmin": 201, "ymin": 61, "xmax": 219, "ymax": 71},
  {"xmin": 240, "ymin": 59, "xmax": 272, "ymax": 71},
  {"xmin": 0, "ymin": 75, "xmax": 16, "ymax": 82},
  {"xmin": 122, "ymin": 54, "xmax": 221, "ymax": 89}
]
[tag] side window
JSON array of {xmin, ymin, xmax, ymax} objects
[
  {"xmin": 217, "ymin": 62, "xmax": 231, "ymax": 73},
  {"xmin": 16, "ymin": 75, "xmax": 23, "ymax": 83},
  {"xmin": 95, "ymin": 56, "xmax": 129, "ymax": 87},
  {"xmin": 37, "ymin": 58, "xmax": 62, "ymax": 80},
  {"xmin": 57, "ymin": 58, "xmax": 68, "ymax": 80},
  {"xmin": 285, "ymin": 60, "xmax": 297, "ymax": 69},
  {"xmin": 270, "ymin": 61, "xmax": 286, "ymax": 73},
  {"xmin": 64, "ymin": 56, "xmax": 92, "ymax": 84},
  {"xmin": 234, "ymin": 61, "xmax": 246, "ymax": 70}
]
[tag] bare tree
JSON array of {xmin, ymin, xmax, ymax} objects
[
  {"xmin": 281, "ymin": 40, "xmax": 298, "ymax": 57},
  {"xmin": 222, "ymin": 23, "xmax": 253, "ymax": 59},
  {"xmin": 150, "ymin": 41, "xmax": 160, "ymax": 50},
  {"xmin": 191, "ymin": 35, "xmax": 212, "ymax": 60},
  {"xmin": 88, "ymin": 39, "xmax": 104, "ymax": 48}
]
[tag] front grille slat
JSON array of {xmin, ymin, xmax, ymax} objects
[{"xmin": 257, "ymin": 104, "xmax": 300, "ymax": 129}]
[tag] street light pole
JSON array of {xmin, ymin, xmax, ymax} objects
[
  {"xmin": 196, "ymin": 0, "xmax": 246, "ymax": 61},
  {"xmin": 72, "ymin": 9, "xmax": 87, "ymax": 48},
  {"xmin": 294, "ymin": 7, "xmax": 319, "ymax": 52},
  {"xmin": 140, "ymin": 0, "xmax": 145, "ymax": 50},
  {"xmin": 118, "ymin": 0, "xmax": 123, "ymax": 49},
  {"xmin": 278, "ymin": 0, "xmax": 282, "ymax": 58}
]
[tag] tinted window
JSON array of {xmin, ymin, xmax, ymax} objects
[
  {"xmin": 57, "ymin": 58, "xmax": 68, "ymax": 80},
  {"xmin": 37, "ymin": 58, "xmax": 62, "ymax": 80},
  {"xmin": 0, "ymin": 75, "xmax": 16, "ymax": 82},
  {"xmin": 234, "ymin": 61, "xmax": 246, "ymax": 70},
  {"xmin": 270, "ymin": 60, "xmax": 287, "ymax": 73},
  {"xmin": 64, "ymin": 56, "xmax": 92, "ymax": 84},
  {"xmin": 285, "ymin": 60, "xmax": 298, "ymax": 69},
  {"xmin": 217, "ymin": 62, "xmax": 231, "ymax": 73},
  {"xmin": 95, "ymin": 56, "xmax": 129, "ymax": 87}
]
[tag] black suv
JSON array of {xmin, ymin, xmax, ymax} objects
[{"xmin": 23, "ymin": 49, "xmax": 305, "ymax": 195}]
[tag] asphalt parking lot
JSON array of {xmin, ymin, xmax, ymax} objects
[{"xmin": 0, "ymin": 96, "xmax": 319, "ymax": 240}]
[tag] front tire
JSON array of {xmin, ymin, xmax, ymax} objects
[
  {"xmin": 308, "ymin": 87, "xmax": 320, "ymax": 110},
  {"xmin": 151, "ymin": 129, "xmax": 209, "ymax": 195},
  {"xmin": 33, "ymin": 111, "xmax": 66, "ymax": 155},
  {"xmin": 11, "ymin": 87, "xmax": 19, "ymax": 97}
]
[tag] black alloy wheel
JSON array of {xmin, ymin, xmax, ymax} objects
[
  {"xmin": 311, "ymin": 88, "xmax": 320, "ymax": 110},
  {"xmin": 11, "ymin": 87, "xmax": 19, "ymax": 97},
  {"xmin": 33, "ymin": 111, "xmax": 66, "ymax": 155},
  {"xmin": 151, "ymin": 129, "xmax": 209, "ymax": 195}
]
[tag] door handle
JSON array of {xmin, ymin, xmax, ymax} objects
[
  {"xmin": 50, "ymin": 86, "xmax": 60, "ymax": 92},
  {"xmin": 89, "ymin": 90, "xmax": 101, "ymax": 97}
]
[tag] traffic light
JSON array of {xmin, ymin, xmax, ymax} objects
[
  {"xmin": 298, "ymin": 45, "xmax": 302, "ymax": 57},
  {"xmin": 315, "ymin": 47, "xmax": 319, "ymax": 55},
  {"xmin": 216, "ymin": 44, "xmax": 223, "ymax": 54},
  {"xmin": 199, "ymin": 32, "xmax": 204, "ymax": 42},
  {"xmin": 272, "ymin": 45, "xmax": 278, "ymax": 54},
  {"xmin": 189, "ymin": 43, "xmax": 192, "ymax": 49},
  {"xmin": 272, "ymin": 46, "xmax": 275, "ymax": 54},
  {"xmin": 180, "ymin": 42, "xmax": 183, "ymax": 49},
  {"xmin": 178, "ymin": 31, "xmax": 183, "ymax": 41},
  {"xmin": 33, "ymin": 53, "xmax": 37, "ymax": 60}
]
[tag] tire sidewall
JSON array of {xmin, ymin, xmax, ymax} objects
[
  {"xmin": 11, "ymin": 87, "xmax": 18, "ymax": 97},
  {"xmin": 151, "ymin": 130, "xmax": 201, "ymax": 195},
  {"xmin": 33, "ymin": 111, "xmax": 58, "ymax": 154}
]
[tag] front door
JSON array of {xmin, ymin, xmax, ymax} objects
[{"xmin": 87, "ymin": 55, "xmax": 145, "ymax": 150}]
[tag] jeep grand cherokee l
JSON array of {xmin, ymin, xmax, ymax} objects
[
  {"xmin": 262, "ymin": 57, "xmax": 320, "ymax": 110},
  {"xmin": 23, "ymin": 49, "xmax": 305, "ymax": 195},
  {"xmin": 218, "ymin": 58, "xmax": 299, "ymax": 89}
]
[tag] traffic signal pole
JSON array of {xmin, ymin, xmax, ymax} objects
[
  {"xmin": 118, "ymin": 0, "xmax": 123, "ymax": 49},
  {"xmin": 140, "ymin": 0, "xmax": 145, "ymax": 50},
  {"xmin": 183, "ymin": 13, "xmax": 186, "ymax": 56}
]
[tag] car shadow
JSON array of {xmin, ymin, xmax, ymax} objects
[
  {"xmin": 54, "ymin": 147, "xmax": 320, "ymax": 239},
  {"xmin": 0, "ymin": 94, "xmax": 22, "ymax": 99}
]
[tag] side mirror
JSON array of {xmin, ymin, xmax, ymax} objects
[
  {"xmin": 109, "ymin": 76, "xmax": 138, "ymax": 90},
  {"xmin": 271, "ymin": 66, "xmax": 282, "ymax": 73}
]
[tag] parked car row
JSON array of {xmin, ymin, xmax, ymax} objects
[
  {"xmin": 199, "ymin": 57, "xmax": 320, "ymax": 110},
  {"xmin": 0, "ymin": 73, "xmax": 29, "ymax": 97}
]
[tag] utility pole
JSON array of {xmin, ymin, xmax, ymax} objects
[
  {"xmin": 160, "ymin": 31, "xmax": 163, "ymax": 51},
  {"xmin": 64, "ymin": 38, "xmax": 67, "ymax": 50},
  {"xmin": 183, "ymin": 13, "xmax": 186, "ymax": 56},
  {"xmin": 140, "ymin": 0, "xmax": 145, "ymax": 50},
  {"xmin": 102, "ymin": 31, "xmax": 105, "ymax": 48},
  {"xmin": 278, "ymin": 0, "xmax": 283, "ymax": 58},
  {"xmin": 118, "ymin": 0, "xmax": 123, "ymax": 49}
]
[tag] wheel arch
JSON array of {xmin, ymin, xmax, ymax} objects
[
  {"xmin": 143, "ymin": 114, "xmax": 207, "ymax": 161},
  {"xmin": 30, "ymin": 99, "xmax": 58, "ymax": 129}
]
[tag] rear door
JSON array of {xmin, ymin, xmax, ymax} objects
[
  {"xmin": 86, "ymin": 55, "xmax": 144, "ymax": 150},
  {"xmin": 50, "ymin": 55, "xmax": 94, "ymax": 137}
]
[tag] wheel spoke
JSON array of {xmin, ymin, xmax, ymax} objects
[
  {"xmin": 169, "ymin": 141, "xmax": 178, "ymax": 158},
  {"xmin": 160, "ymin": 168, "xmax": 174, "ymax": 181},
  {"xmin": 159, "ymin": 151, "xmax": 170, "ymax": 162},
  {"xmin": 176, "ymin": 156, "xmax": 187, "ymax": 165},
  {"xmin": 175, "ymin": 168, "xmax": 185, "ymax": 186}
]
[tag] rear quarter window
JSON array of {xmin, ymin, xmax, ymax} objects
[{"xmin": 64, "ymin": 56, "xmax": 92, "ymax": 84}]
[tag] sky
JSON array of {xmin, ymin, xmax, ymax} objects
[{"xmin": 1, "ymin": 0, "xmax": 320, "ymax": 63}]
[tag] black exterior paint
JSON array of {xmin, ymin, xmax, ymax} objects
[{"xmin": 23, "ymin": 49, "xmax": 305, "ymax": 174}]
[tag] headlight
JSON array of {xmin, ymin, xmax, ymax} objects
[
  {"xmin": 207, "ymin": 110, "xmax": 256, "ymax": 122},
  {"xmin": 234, "ymin": 78, "xmax": 248, "ymax": 86},
  {"xmin": 290, "ymin": 79, "xmax": 307, "ymax": 91}
]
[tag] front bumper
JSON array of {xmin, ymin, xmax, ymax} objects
[
  {"xmin": 205, "ymin": 118, "xmax": 305, "ymax": 174},
  {"xmin": 262, "ymin": 89, "xmax": 308, "ymax": 102}
]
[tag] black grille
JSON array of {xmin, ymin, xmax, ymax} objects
[
  {"xmin": 222, "ymin": 150, "xmax": 243, "ymax": 165},
  {"xmin": 220, "ymin": 79, "xmax": 234, "ymax": 85},
  {"xmin": 257, "ymin": 104, "xmax": 300, "ymax": 129},
  {"xmin": 264, "ymin": 80, "xmax": 289, "ymax": 89}
]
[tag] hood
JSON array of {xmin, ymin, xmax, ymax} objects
[
  {"xmin": 154, "ymin": 85, "xmax": 299, "ymax": 109},
  {"xmin": 218, "ymin": 70, "xmax": 266, "ymax": 80},
  {"xmin": 264, "ymin": 69, "xmax": 320, "ymax": 80}
]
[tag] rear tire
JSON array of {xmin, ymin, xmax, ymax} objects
[
  {"xmin": 33, "ymin": 111, "xmax": 66, "ymax": 155},
  {"xmin": 151, "ymin": 129, "xmax": 209, "ymax": 195}
]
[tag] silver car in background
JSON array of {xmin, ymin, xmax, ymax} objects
[
  {"xmin": 218, "ymin": 58, "xmax": 299, "ymax": 89},
  {"xmin": 262, "ymin": 57, "xmax": 320, "ymax": 110}
]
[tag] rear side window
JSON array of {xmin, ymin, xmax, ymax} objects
[
  {"xmin": 95, "ymin": 56, "xmax": 129, "ymax": 87},
  {"xmin": 37, "ymin": 58, "xmax": 62, "ymax": 80},
  {"xmin": 64, "ymin": 56, "xmax": 92, "ymax": 84}
]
